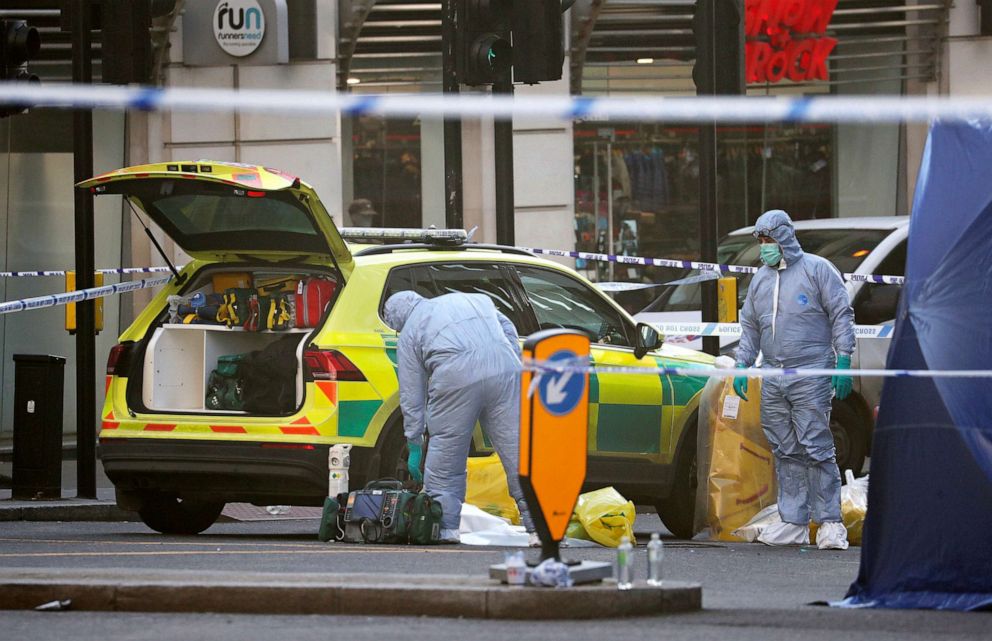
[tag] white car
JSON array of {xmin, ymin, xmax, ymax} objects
[{"xmin": 634, "ymin": 216, "xmax": 909, "ymax": 475}]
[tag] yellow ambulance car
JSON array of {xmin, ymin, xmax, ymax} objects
[{"xmin": 82, "ymin": 161, "xmax": 712, "ymax": 537}]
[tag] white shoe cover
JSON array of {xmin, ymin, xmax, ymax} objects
[
  {"xmin": 757, "ymin": 521, "xmax": 809, "ymax": 546},
  {"xmin": 528, "ymin": 532, "xmax": 541, "ymax": 548},
  {"xmin": 439, "ymin": 528, "xmax": 461, "ymax": 544},
  {"xmin": 816, "ymin": 521, "xmax": 850, "ymax": 550}
]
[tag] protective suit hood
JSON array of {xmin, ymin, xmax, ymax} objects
[
  {"xmin": 753, "ymin": 209, "xmax": 804, "ymax": 265},
  {"xmin": 384, "ymin": 291, "xmax": 425, "ymax": 332}
]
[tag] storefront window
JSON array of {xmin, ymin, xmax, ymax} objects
[
  {"xmin": 572, "ymin": 122, "xmax": 833, "ymax": 288},
  {"xmin": 351, "ymin": 115, "xmax": 422, "ymax": 228}
]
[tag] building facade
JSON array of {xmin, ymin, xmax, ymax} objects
[{"xmin": 0, "ymin": 0, "xmax": 987, "ymax": 445}]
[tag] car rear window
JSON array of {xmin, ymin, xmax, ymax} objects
[{"xmin": 103, "ymin": 179, "xmax": 329, "ymax": 254}]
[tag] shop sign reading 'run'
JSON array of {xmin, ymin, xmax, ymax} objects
[{"xmin": 745, "ymin": 0, "xmax": 838, "ymax": 84}]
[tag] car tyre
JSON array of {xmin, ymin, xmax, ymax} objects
[
  {"xmin": 831, "ymin": 400, "xmax": 868, "ymax": 477},
  {"xmin": 377, "ymin": 417, "xmax": 425, "ymax": 486},
  {"xmin": 656, "ymin": 412, "xmax": 698, "ymax": 539},
  {"xmin": 137, "ymin": 494, "xmax": 224, "ymax": 535}
]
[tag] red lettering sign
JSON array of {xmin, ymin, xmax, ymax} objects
[{"xmin": 745, "ymin": 0, "xmax": 838, "ymax": 84}]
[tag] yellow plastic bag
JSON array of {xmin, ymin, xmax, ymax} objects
[
  {"xmin": 809, "ymin": 471, "xmax": 868, "ymax": 545},
  {"xmin": 694, "ymin": 371, "xmax": 778, "ymax": 541},
  {"xmin": 574, "ymin": 486, "xmax": 635, "ymax": 547},
  {"xmin": 565, "ymin": 514, "xmax": 592, "ymax": 541},
  {"xmin": 465, "ymin": 454, "xmax": 520, "ymax": 525}
]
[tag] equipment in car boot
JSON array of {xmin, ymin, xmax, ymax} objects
[
  {"xmin": 205, "ymin": 353, "xmax": 249, "ymax": 410},
  {"xmin": 240, "ymin": 335, "xmax": 299, "ymax": 414},
  {"xmin": 295, "ymin": 277, "xmax": 336, "ymax": 328}
]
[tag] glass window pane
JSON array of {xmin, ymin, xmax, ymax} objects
[
  {"xmin": 515, "ymin": 266, "xmax": 631, "ymax": 347},
  {"xmin": 424, "ymin": 264, "xmax": 524, "ymax": 329},
  {"xmin": 383, "ymin": 263, "xmax": 526, "ymax": 331}
]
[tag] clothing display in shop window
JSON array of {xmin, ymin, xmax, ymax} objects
[
  {"xmin": 611, "ymin": 150, "xmax": 631, "ymax": 198},
  {"xmin": 624, "ymin": 148, "xmax": 670, "ymax": 213}
]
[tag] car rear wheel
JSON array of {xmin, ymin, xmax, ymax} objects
[
  {"xmin": 830, "ymin": 400, "xmax": 868, "ymax": 477},
  {"xmin": 137, "ymin": 494, "xmax": 225, "ymax": 535},
  {"xmin": 377, "ymin": 418, "xmax": 424, "ymax": 487},
  {"xmin": 656, "ymin": 412, "xmax": 698, "ymax": 539}
]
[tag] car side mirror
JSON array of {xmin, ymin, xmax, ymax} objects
[{"xmin": 634, "ymin": 322, "xmax": 663, "ymax": 359}]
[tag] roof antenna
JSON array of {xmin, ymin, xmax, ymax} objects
[{"xmin": 466, "ymin": 226, "xmax": 479, "ymax": 242}]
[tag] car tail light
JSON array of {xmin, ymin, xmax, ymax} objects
[
  {"xmin": 304, "ymin": 349, "xmax": 367, "ymax": 382},
  {"xmin": 106, "ymin": 343, "xmax": 134, "ymax": 376}
]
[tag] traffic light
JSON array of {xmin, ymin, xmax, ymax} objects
[
  {"xmin": 99, "ymin": 0, "xmax": 174, "ymax": 85},
  {"xmin": 0, "ymin": 19, "xmax": 41, "ymax": 117},
  {"xmin": 692, "ymin": 0, "xmax": 744, "ymax": 95},
  {"xmin": 511, "ymin": 0, "xmax": 564, "ymax": 84},
  {"xmin": 455, "ymin": 0, "xmax": 513, "ymax": 86}
]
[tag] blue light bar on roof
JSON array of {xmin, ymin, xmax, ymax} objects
[{"xmin": 339, "ymin": 227, "xmax": 468, "ymax": 244}]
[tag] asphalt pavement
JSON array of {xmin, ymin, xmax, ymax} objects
[{"xmin": 1, "ymin": 462, "xmax": 989, "ymax": 639}]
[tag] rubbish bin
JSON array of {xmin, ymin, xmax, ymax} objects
[{"xmin": 12, "ymin": 354, "xmax": 66, "ymax": 500}]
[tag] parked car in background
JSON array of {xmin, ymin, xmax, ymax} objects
[{"xmin": 635, "ymin": 216, "xmax": 909, "ymax": 476}]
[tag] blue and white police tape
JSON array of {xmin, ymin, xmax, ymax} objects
[
  {"xmin": 649, "ymin": 321, "xmax": 895, "ymax": 340},
  {"xmin": 4, "ymin": 83, "xmax": 992, "ymax": 124},
  {"xmin": 521, "ymin": 246, "xmax": 905, "ymax": 285},
  {"xmin": 0, "ymin": 275, "xmax": 172, "ymax": 316},
  {"xmin": 0, "ymin": 266, "xmax": 175, "ymax": 278},
  {"xmin": 523, "ymin": 359, "xmax": 992, "ymax": 380}
]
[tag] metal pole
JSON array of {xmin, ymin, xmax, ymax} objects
[
  {"xmin": 592, "ymin": 140, "xmax": 599, "ymax": 280},
  {"xmin": 696, "ymin": 0, "xmax": 721, "ymax": 357},
  {"xmin": 606, "ymin": 140, "xmax": 614, "ymax": 282},
  {"xmin": 442, "ymin": 0, "xmax": 463, "ymax": 229},
  {"xmin": 493, "ymin": 71, "xmax": 514, "ymax": 245},
  {"xmin": 699, "ymin": 121, "xmax": 719, "ymax": 356},
  {"xmin": 72, "ymin": 0, "xmax": 97, "ymax": 497}
]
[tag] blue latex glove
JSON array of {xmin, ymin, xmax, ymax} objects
[
  {"xmin": 406, "ymin": 438, "xmax": 424, "ymax": 483},
  {"xmin": 732, "ymin": 363, "xmax": 749, "ymax": 401},
  {"xmin": 832, "ymin": 354, "xmax": 853, "ymax": 400}
]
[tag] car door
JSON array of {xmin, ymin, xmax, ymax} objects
[
  {"xmin": 851, "ymin": 238, "xmax": 907, "ymax": 409},
  {"xmin": 509, "ymin": 264, "xmax": 678, "ymax": 466}
]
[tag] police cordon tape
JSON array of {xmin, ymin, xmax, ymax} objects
[
  {"xmin": 519, "ymin": 246, "xmax": 905, "ymax": 285},
  {"xmin": 4, "ymin": 83, "xmax": 992, "ymax": 124},
  {"xmin": 0, "ymin": 266, "xmax": 175, "ymax": 278},
  {"xmin": 650, "ymin": 321, "xmax": 895, "ymax": 339},
  {"xmin": 0, "ymin": 275, "xmax": 172, "ymax": 316},
  {"xmin": 523, "ymin": 358, "xmax": 992, "ymax": 380}
]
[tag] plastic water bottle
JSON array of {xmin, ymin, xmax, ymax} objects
[
  {"xmin": 505, "ymin": 551, "xmax": 527, "ymax": 586},
  {"xmin": 616, "ymin": 536, "xmax": 634, "ymax": 590},
  {"xmin": 646, "ymin": 532, "xmax": 664, "ymax": 586}
]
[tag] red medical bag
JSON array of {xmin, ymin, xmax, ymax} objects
[{"xmin": 295, "ymin": 278, "xmax": 336, "ymax": 328}]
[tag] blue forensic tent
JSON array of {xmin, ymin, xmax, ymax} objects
[{"xmin": 842, "ymin": 121, "xmax": 992, "ymax": 610}]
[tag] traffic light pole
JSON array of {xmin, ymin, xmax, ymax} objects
[
  {"xmin": 699, "ymin": 120, "xmax": 720, "ymax": 357},
  {"xmin": 493, "ymin": 71, "xmax": 514, "ymax": 245},
  {"xmin": 442, "ymin": 0, "xmax": 463, "ymax": 229},
  {"xmin": 71, "ymin": 0, "xmax": 97, "ymax": 498}
]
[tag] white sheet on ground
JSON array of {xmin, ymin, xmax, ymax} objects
[{"xmin": 458, "ymin": 504, "xmax": 599, "ymax": 547}]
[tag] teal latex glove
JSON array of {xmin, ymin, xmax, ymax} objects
[
  {"xmin": 406, "ymin": 438, "xmax": 424, "ymax": 483},
  {"xmin": 732, "ymin": 363, "xmax": 749, "ymax": 401},
  {"xmin": 832, "ymin": 354, "xmax": 853, "ymax": 400}
]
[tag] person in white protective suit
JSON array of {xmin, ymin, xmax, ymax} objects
[
  {"xmin": 732, "ymin": 209, "xmax": 855, "ymax": 550},
  {"xmin": 383, "ymin": 291, "xmax": 536, "ymax": 545}
]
